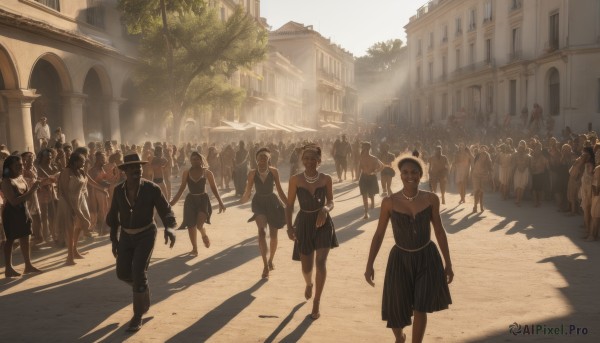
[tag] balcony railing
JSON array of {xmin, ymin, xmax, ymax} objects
[
  {"xmin": 451, "ymin": 59, "xmax": 495, "ymax": 77},
  {"xmin": 35, "ymin": 0, "xmax": 60, "ymax": 11},
  {"xmin": 508, "ymin": 50, "xmax": 522, "ymax": 61},
  {"xmin": 510, "ymin": 0, "xmax": 522, "ymax": 11},
  {"xmin": 544, "ymin": 41, "xmax": 559, "ymax": 53}
]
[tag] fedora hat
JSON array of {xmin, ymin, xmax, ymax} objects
[{"xmin": 118, "ymin": 153, "xmax": 147, "ymax": 169}]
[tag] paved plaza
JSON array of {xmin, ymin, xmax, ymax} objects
[{"xmin": 1, "ymin": 163, "xmax": 598, "ymax": 342}]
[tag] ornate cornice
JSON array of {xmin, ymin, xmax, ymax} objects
[{"xmin": 0, "ymin": 8, "xmax": 137, "ymax": 64}]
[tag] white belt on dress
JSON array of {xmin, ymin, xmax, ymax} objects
[{"xmin": 395, "ymin": 240, "xmax": 431, "ymax": 252}]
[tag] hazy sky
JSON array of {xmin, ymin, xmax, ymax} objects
[{"xmin": 261, "ymin": 0, "xmax": 426, "ymax": 57}]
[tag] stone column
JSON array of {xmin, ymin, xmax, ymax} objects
[
  {"xmin": 61, "ymin": 92, "xmax": 87, "ymax": 145},
  {"xmin": 0, "ymin": 89, "xmax": 39, "ymax": 152},
  {"xmin": 107, "ymin": 98, "xmax": 125, "ymax": 143}
]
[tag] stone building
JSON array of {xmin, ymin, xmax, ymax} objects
[
  {"xmin": 209, "ymin": 0, "xmax": 304, "ymax": 129},
  {"xmin": 405, "ymin": 0, "xmax": 600, "ymax": 133},
  {"xmin": 269, "ymin": 21, "xmax": 358, "ymax": 128},
  {"xmin": 0, "ymin": 0, "xmax": 144, "ymax": 151}
]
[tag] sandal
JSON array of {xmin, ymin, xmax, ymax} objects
[{"xmin": 202, "ymin": 235, "xmax": 210, "ymax": 248}]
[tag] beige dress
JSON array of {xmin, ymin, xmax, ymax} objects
[{"xmin": 55, "ymin": 171, "xmax": 90, "ymax": 237}]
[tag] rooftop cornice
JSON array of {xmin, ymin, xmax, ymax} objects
[{"xmin": 0, "ymin": 8, "xmax": 137, "ymax": 64}]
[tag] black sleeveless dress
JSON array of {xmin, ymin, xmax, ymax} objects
[
  {"xmin": 249, "ymin": 170, "xmax": 286, "ymax": 228},
  {"xmin": 183, "ymin": 172, "xmax": 212, "ymax": 227},
  {"xmin": 292, "ymin": 184, "xmax": 338, "ymax": 260},
  {"xmin": 382, "ymin": 204, "xmax": 452, "ymax": 328},
  {"xmin": 1, "ymin": 177, "xmax": 33, "ymax": 240}
]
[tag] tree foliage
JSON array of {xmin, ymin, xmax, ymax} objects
[
  {"xmin": 356, "ymin": 39, "xmax": 404, "ymax": 73},
  {"xmin": 118, "ymin": 0, "xmax": 268, "ymax": 142}
]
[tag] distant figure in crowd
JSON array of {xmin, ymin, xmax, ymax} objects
[
  {"xmin": 286, "ymin": 144, "xmax": 338, "ymax": 320},
  {"xmin": 1, "ymin": 155, "xmax": 43, "ymax": 277},
  {"xmin": 150, "ymin": 145, "xmax": 169, "ymax": 197},
  {"xmin": 428, "ymin": 146, "xmax": 449, "ymax": 205},
  {"xmin": 107, "ymin": 153, "xmax": 177, "ymax": 332},
  {"xmin": 241, "ymin": 148, "xmax": 288, "ymax": 279},
  {"xmin": 513, "ymin": 141, "xmax": 531, "ymax": 207},
  {"xmin": 54, "ymin": 127, "xmax": 65, "ymax": 146},
  {"xmin": 333, "ymin": 134, "xmax": 351, "ymax": 183},
  {"xmin": 379, "ymin": 143, "xmax": 396, "ymax": 197},
  {"xmin": 34, "ymin": 116, "xmax": 50, "ymax": 151},
  {"xmin": 471, "ymin": 146, "xmax": 493, "ymax": 213},
  {"xmin": 358, "ymin": 142, "xmax": 383, "ymax": 219},
  {"xmin": 453, "ymin": 144, "xmax": 471, "ymax": 204},
  {"xmin": 365, "ymin": 156, "xmax": 453, "ymax": 343},
  {"xmin": 234, "ymin": 141, "xmax": 249, "ymax": 196},
  {"xmin": 171, "ymin": 151, "xmax": 225, "ymax": 256}
]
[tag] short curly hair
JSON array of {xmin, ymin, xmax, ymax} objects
[{"xmin": 397, "ymin": 156, "xmax": 424, "ymax": 176}]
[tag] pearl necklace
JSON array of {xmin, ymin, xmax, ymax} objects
[
  {"xmin": 401, "ymin": 189, "xmax": 419, "ymax": 201},
  {"xmin": 303, "ymin": 171, "xmax": 320, "ymax": 184},
  {"xmin": 258, "ymin": 167, "xmax": 269, "ymax": 178}
]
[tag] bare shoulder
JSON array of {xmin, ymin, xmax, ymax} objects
[
  {"xmin": 421, "ymin": 190, "xmax": 439, "ymax": 205},
  {"xmin": 321, "ymin": 173, "xmax": 333, "ymax": 183}
]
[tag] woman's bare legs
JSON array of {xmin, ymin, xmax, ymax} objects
[
  {"xmin": 256, "ymin": 215, "xmax": 270, "ymax": 278},
  {"xmin": 391, "ymin": 328, "xmax": 406, "ymax": 343},
  {"xmin": 311, "ymin": 248, "xmax": 330, "ymax": 319},
  {"xmin": 20, "ymin": 237, "xmax": 41, "ymax": 273},
  {"xmin": 268, "ymin": 227, "xmax": 278, "ymax": 271},
  {"xmin": 412, "ymin": 311, "xmax": 427, "ymax": 343},
  {"xmin": 3, "ymin": 239, "xmax": 20, "ymax": 277},
  {"xmin": 188, "ymin": 212, "xmax": 208, "ymax": 256}
]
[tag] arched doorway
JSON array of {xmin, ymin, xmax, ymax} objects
[
  {"xmin": 120, "ymin": 79, "xmax": 145, "ymax": 144},
  {"xmin": 82, "ymin": 68, "xmax": 108, "ymax": 142},
  {"xmin": 548, "ymin": 68, "xmax": 560, "ymax": 116},
  {"xmin": 30, "ymin": 59, "xmax": 64, "ymax": 135}
]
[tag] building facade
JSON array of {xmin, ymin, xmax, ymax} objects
[
  {"xmin": 405, "ymin": 0, "xmax": 600, "ymax": 133},
  {"xmin": 207, "ymin": 0, "xmax": 305, "ymax": 131},
  {"xmin": 356, "ymin": 46, "xmax": 409, "ymax": 126},
  {"xmin": 0, "ymin": 0, "xmax": 144, "ymax": 151},
  {"xmin": 269, "ymin": 21, "xmax": 358, "ymax": 128}
]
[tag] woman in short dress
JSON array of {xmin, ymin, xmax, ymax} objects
[
  {"xmin": 285, "ymin": 144, "xmax": 338, "ymax": 320},
  {"xmin": 171, "ymin": 151, "xmax": 225, "ymax": 256},
  {"xmin": 365, "ymin": 156, "xmax": 453, "ymax": 343},
  {"xmin": 55, "ymin": 152, "xmax": 91, "ymax": 265},
  {"xmin": 1, "ymin": 155, "xmax": 43, "ymax": 277},
  {"xmin": 241, "ymin": 148, "xmax": 288, "ymax": 279}
]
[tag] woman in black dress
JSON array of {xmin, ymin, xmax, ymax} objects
[
  {"xmin": 365, "ymin": 156, "xmax": 453, "ymax": 343},
  {"xmin": 1, "ymin": 155, "xmax": 43, "ymax": 277},
  {"xmin": 171, "ymin": 152, "xmax": 225, "ymax": 256},
  {"xmin": 241, "ymin": 148, "xmax": 288, "ymax": 279},
  {"xmin": 285, "ymin": 144, "xmax": 338, "ymax": 320}
]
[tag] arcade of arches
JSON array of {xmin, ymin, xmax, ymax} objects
[{"xmin": 0, "ymin": 48, "xmax": 143, "ymax": 152}]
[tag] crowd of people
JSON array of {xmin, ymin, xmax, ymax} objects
[{"xmin": 1, "ymin": 115, "xmax": 597, "ymax": 341}]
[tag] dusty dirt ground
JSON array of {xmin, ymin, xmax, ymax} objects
[{"xmin": 1, "ymin": 161, "xmax": 598, "ymax": 342}]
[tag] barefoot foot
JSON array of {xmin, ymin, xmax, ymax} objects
[
  {"xmin": 189, "ymin": 250, "xmax": 198, "ymax": 257},
  {"xmin": 74, "ymin": 252, "xmax": 86, "ymax": 259},
  {"xmin": 311, "ymin": 300, "xmax": 320, "ymax": 320},
  {"xmin": 363, "ymin": 213, "xmax": 369, "ymax": 220},
  {"xmin": 202, "ymin": 235, "xmax": 210, "ymax": 248},
  {"xmin": 262, "ymin": 266, "xmax": 269, "ymax": 279},
  {"xmin": 65, "ymin": 259, "xmax": 76, "ymax": 266},
  {"xmin": 24, "ymin": 266, "xmax": 43, "ymax": 274},
  {"xmin": 5, "ymin": 269, "xmax": 21, "ymax": 278},
  {"xmin": 268, "ymin": 261, "xmax": 274, "ymax": 271},
  {"xmin": 305, "ymin": 283, "xmax": 313, "ymax": 300}
]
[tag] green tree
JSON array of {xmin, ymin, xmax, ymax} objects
[
  {"xmin": 356, "ymin": 39, "xmax": 404, "ymax": 73},
  {"xmin": 118, "ymin": 0, "xmax": 267, "ymax": 143}
]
